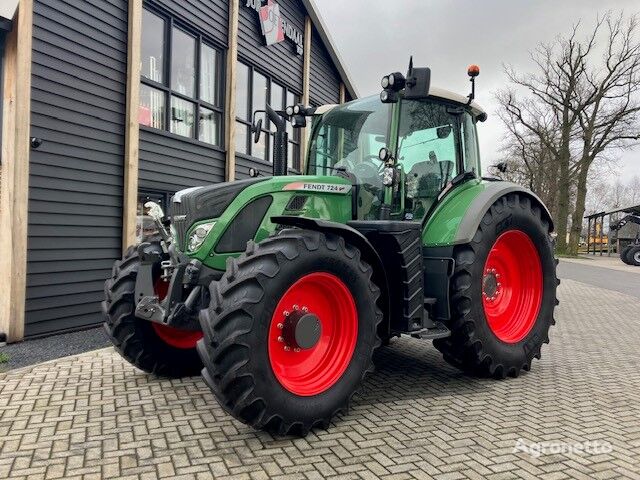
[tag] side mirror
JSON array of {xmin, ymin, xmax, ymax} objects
[
  {"xmin": 248, "ymin": 167, "xmax": 260, "ymax": 178},
  {"xmin": 404, "ymin": 67, "xmax": 431, "ymax": 100},
  {"xmin": 436, "ymin": 126, "xmax": 452, "ymax": 139},
  {"xmin": 252, "ymin": 118, "xmax": 263, "ymax": 143}
]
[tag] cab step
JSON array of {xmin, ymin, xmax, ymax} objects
[{"xmin": 410, "ymin": 321, "xmax": 451, "ymax": 340}]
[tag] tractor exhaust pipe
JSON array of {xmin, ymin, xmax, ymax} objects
[{"xmin": 267, "ymin": 104, "xmax": 288, "ymax": 176}]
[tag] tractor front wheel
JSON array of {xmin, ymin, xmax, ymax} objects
[
  {"xmin": 102, "ymin": 244, "xmax": 203, "ymax": 378},
  {"xmin": 197, "ymin": 230, "xmax": 382, "ymax": 436},
  {"xmin": 434, "ymin": 193, "xmax": 558, "ymax": 378}
]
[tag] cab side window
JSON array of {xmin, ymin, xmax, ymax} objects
[
  {"xmin": 397, "ymin": 100, "xmax": 458, "ymax": 218},
  {"xmin": 461, "ymin": 113, "xmax": 480, "ymax": 175}
]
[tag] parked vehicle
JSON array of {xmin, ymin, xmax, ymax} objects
[
  {"xmin": 103, "ymin": 62, "xmax": 558, "ymax": 435},
  {"xmin": 613, "ymin": 215, "xmax": 640, "ymax": 266}
]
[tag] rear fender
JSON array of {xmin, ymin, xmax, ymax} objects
[
  {"xmin": 271, "ymin": 215, "xmax": 391, "ymax": 338},
  {"xmin": 423, "ymin": 180, "xmax": 554, "ymax": 247}
]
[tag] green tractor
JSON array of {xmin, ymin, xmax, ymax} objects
[{"xmin": 103, "ymin": 61, "xmax": 558, "ymax": 435}]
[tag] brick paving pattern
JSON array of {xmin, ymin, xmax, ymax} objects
[{"xmin": 1, "ymin": 278, "xmax": 639, "ymax": 479}]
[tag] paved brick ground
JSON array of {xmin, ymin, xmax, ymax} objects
[{"xmin": 1, "ymin": 279, "xmax": 639, "ymax": 480}]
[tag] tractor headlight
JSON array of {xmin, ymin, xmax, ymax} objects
[
  {"xmin": 187, "ymin": 222, "xmax": 216, "ymax": 252},
  {"xmin": 382, "ymin": 167, "xmax": 396, "ymax": 187}
]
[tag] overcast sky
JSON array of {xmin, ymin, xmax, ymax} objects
[{"xmin": 315, "ymin": 0, "xmax": 640, "ymax": 180}]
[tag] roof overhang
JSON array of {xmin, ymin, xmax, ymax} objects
[
  {"xmin": 0, "ymin": 0, "xmax": 18, "ymax": 32},
  {"xmin": 301, "ymin": 0, "xmax": 359, "ymax": 100}
]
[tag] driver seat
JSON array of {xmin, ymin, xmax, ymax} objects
[{"xmin": 408, "ymin": 157, "xmax": 454, "ymax": 216}]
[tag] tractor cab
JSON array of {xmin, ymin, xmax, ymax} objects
[{"xmin": 307, "ymin": 88, "xmax": 486, "ymax": 221}]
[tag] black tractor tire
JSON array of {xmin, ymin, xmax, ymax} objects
[
  {"xmin": 434, "ymin": 193, "xmax": 558, "ymax": 379},
  {"xmin": 102, "ymin": 244, "xmax": 203, "ymax": 378},
  {"xmin": 627, "ymin": 246, "xmax": 640, "ymax": 266},
  {"xmin": 197, "ymin": 229, "xmax": 382, "ymax": 436},
  {"xmin": 620, "ymin": 245, "xmax": 633, "ymax": 265}
]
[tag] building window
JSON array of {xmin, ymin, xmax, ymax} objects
[
  {"xmin": 139, "ymin": 7, "xmax": 223, "ymax": 147},
  {"xmin": 235, "ymin": 61, "xmax": 301, "ymax": 169}
]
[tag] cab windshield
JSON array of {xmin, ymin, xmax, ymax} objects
[{"xmin": 307, "ymin": 96, "xmax": 391, "ymax": 219}]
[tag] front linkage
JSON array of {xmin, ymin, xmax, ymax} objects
[{"xmin": 133, "ymin": 241, "xmax": 212, "ymax": 332}]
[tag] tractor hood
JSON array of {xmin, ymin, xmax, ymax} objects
[
  {"xmin": 169, "ymin": 175, "xmax": 354, "ymax": 267},
  {"xmin": 170, "ymin": 178, "xmax": 267, "ymax": 251}
]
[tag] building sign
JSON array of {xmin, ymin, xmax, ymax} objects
[{"xmin": 245, "ymin": 0, "xmax": 304, "ymax": 55}]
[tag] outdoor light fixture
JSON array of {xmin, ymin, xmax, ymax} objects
[
  {"xmin": 380, "ymin": 89, "xmax": 398, "ymax": 103},
  {"xmin": 380, "ymin": 71, "xmax": 406, "ymax": 103},
  {"xmin": 381, "ymin": 72, "xmax": 406, "ymax": 91},
  {"xmin": 378, "ymin": 147, "xmax": 391, "ymax": 162},
  {"xmin": 286, "ymin": 104, "xmax": 315, "ymax": 117},
  {"xmin": 382, "ymin": 166, "xmax": 396, "ymax": 187}
]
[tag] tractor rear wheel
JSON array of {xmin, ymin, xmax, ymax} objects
[
  {"xmin": 197, "ymin": 230, "xmax": 382, "ymax": 436},
  {"xmin": 102, "ymin": 244, "xmax": 203, "ymax": 377},
  {"xmin": 434, "ymin": 193, "xmax": 558, "ymax": 378},
  {"xmin": 627, "ymin": 246, "xmax": 640, "ymax": 266}
]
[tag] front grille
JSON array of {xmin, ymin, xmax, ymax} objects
[
  {"xmin": 170, "ymin": 199, "xmax": 189, "ymax": 251},
  {"xmin": 285, "ymin": 195, "xmax": 308, "ymax": 211}
]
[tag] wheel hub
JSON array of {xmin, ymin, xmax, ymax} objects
[
  {"xmin": 279, "ymin": 307, "xmax": 322, "ymax": 351},
  {"xmin": 482, "ymin": 268, "xmax": 501, "ymax": 301}
]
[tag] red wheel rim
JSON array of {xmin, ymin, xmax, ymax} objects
[
  {"xmin": 151, "ymin": 278, "xmax": 203, "ymax": 349},
  {"xmin": 268, "ymin": 272, "xmax": 358, "ymax": 396},
  {"xmin": 482, "ymin": 230, "xmax": 543, "ymax": 343}
]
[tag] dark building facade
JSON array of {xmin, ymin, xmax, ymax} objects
[{"xmin": 0, "ymin": 0, "xmax": 357, "ymax": 340}]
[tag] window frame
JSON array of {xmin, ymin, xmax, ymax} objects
[
  {"xmin": 140, "ymin": 3, "xmax": 225, "ymax": 148},
  {"xmin": 235, "ymin": 59, "xmax": 302, "ymax": 170}
]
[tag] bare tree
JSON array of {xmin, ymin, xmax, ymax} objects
[
  {"xmin": 567, "ymin": 13, "xmax": 640, "ymax": 254},
  {"xmin": 495, "ymin": 12, "xmax": 640, "ymax": 254},
  {"xmin": 495, "ymin": 108, "xmax": 560, "ymax": 217}
]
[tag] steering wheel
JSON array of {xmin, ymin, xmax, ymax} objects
[{"xmin": 352, "ymin": 155, "xmax": 384, "ymax": 187}]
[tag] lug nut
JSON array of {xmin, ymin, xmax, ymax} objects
[
  {"xmin": 294, "ymin": 348, "xmax": 300, "ymax": 352},
  {"xmin": 293, "ymin": 304, "xmax": 299, "ymax": 310},
  {"xmin": 284, "ymin": 346, "xmax": 291, "ymax": 351},
  {"xmin": 283, "ymin": 310, "xmax": 290, "ymax": 317},
  {"xmin": 277, "ymin": 336, "xmax": 284, "ymax": 343},
  {"xmin": 302, "ymin": 306, "xmax": 308, "ymax": 313},
  {"xmin": 277, "ymin": 323, "xmax": 283, "ymax": 330}
]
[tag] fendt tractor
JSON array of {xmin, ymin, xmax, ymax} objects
[{"xmin": 103, "ymin": 61, "xmax": 558, "ymax": 436}]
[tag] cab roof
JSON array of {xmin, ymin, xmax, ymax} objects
[{"xmin": 314, "ymin": 87, "xmax": 487, "ymax": 118}]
